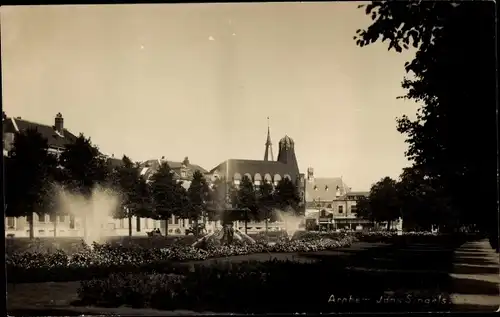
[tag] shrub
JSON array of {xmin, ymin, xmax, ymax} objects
[{"xmin": 76, "ymin": 259, "xmax": 453, "ymax": 313}]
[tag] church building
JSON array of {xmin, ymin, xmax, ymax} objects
[{"xmin": 207, "ymin": 122, "xmax": 306, "ymax": 210}]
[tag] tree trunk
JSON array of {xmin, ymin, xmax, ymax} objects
[
  {"xmin": 193, "ymin": 219, "xmax": 198, "ymax": 238},
  {"xmin": 83, "ymin": 212, "xmax": 87, "ymax": 242},
  {"xmin": 387, "ymin": 221, "xmax": 391, "ymax": 231},
  {"xmin": 53, "ymin": 216, "xmax": 57, "ymax": 238},
  {"xmin": 244, "ymin": 218, "xmax": 248, "ymax": 235},
  {"xmin": 265, "ymin": 217, "xmax": 269, "ymax": 236},
  {"xmin": 165, "ymin": 217, "xmax": 169, "ymax": 236},
  {"xmin": 128, "ymin": 215, "xmax": 132, "ymax": 237},
  {"xmin": 28, "ymin": 212, "xmax": 34, "ymax": 239}
]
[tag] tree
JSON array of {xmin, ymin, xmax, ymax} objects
[
  {"xmin": 109, "ymin": 155, "xmax": 150, "ymax": 236},
  {"xmin": 274, "ymin": 177, "xmax": 301, "ymax": 214},
  {"xmin": 354, "ymin": 2, "xmax": 496, "ymax": 243},
  {"xmin": 186, "ymin": 170, "xmax": 210, "ymax": 236},
  {"xmin": 6, "ymin": 128, "xmax": 58, "ymax": 239},
  {"xmin": 257, "ymin": 181, "xmax": 275, "ymax": 234},
  {"xmin": 355, "ymin": 196, "xmax": 373, "ymax": 223},
  {"xmin": 59, "ymin": 134, "xmax": 109, "ymax": 240},
  {"xmin": 235, "ymin": 175, "xmax": 258, "ymax": 234},
  {"xmin": 59, "ymin": 134, "xmax": 109, "ymax": 196},
  {"xmin": 367, "ymin": 177, "xmax": 401, "ymax": 230},
  {"xmin": 149, "ymin": 162, "xmax": 185, "ymax": 236},
  {"xmin": 397, "ymin": 166, "xmax": 452, "ymax": 231},
  {"xmin": 206, "ymin": 177, "xmax": 227, "ymax": 223}
]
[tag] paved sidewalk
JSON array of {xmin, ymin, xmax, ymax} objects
[{"xmin": 450, "ymin": 239, "xmax": 500, "ymax": 312}]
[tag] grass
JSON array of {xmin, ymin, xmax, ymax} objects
[{"xmin": 7, "ymin": 237, "xmax": 498, "ymax": 313}]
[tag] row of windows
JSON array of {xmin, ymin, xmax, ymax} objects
[
  {"xmin": 6, "ymin": 216, "xmax": 162, "ymax": 231},
  {"xmin": 214, "ymin": 173, "xmax": 293, "ymax": 183},
  {"xmin": 316, "ymin": 205, "xmax": 358, "ymax": 216}
]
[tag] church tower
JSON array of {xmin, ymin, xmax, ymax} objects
[
  {"xmin": 277, "ymin": 135, "xmax": 299, "ymax": 174},
  {"xmin": 264, "ymin": 117, "xmax": 274, "ymax": 161}
]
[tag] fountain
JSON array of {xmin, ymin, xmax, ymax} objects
[
  {"xmin": 56, "ymin": 185, "xmax": 121, "ymax": 246},
  {"xmin": 275, "ymin": 209, "xmax": 304, "ymax": 241},
  {"xmin": 192, "ymin": 208, "xmax": 256, "ymax": 247}
]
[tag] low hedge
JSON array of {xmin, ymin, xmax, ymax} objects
[{"xmin": 76, "ymin": 259, "xmax": 453, "ymax": 313}]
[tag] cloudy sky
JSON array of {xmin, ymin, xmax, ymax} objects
[{"xmin": 1, "ymin": 3, "xmax": 418, "ymax": 190}]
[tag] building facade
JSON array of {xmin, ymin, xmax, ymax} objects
[
  {"xmin": 3, "ymin": 112, "xmax": 160, "ymax": 238},
  {"xmin": 137, "ymin": 156, "xmax": 209, "ymax": 234},
  {"xmin": 304, "ymin": 168, "xmax": 370, "ymax": 230},
  {"xmin": 3, "ymin": 112, "xmax": 77, "ymax": 157}
]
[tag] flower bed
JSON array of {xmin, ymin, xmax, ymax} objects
[
  {"xmin": 75, "ymin": 259, "xmax": 453, "ymax": 313},
  {"xmin": 7, "ymin": 235, "xmax": 354, "ymax": 283}
]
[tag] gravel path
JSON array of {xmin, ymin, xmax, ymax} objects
[{"xmin": 449, "ymin": 239, "xmax": 500, "ymax": 312}]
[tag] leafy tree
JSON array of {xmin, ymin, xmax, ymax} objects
[
  {"xmin": 274, "ymin": 177, "xmax": 301, "ymax": 214},
  {"xmin": 109, "ymin": 155, "xmax": 151, "ymax": 236},
  {"xmin": 134, "ymin": 176, "xmax": 153, "ymax": 219},
  {"xmin": 257, "ymin": 181, "xmax": 275, "ymax": 233},
  {"xmin": 59, "ymin": 134, "xmax": 109, "ymax": 239},
  {"xmin": 186, "ymin": 170, "xmax": 210, "ymax": 236},
  {"xmin": 355, "ymin": 196, "xmax": 373, "ymax": 223},
  {"xmin": 6, "ymin": 128, "xmax": 58, "ymax": 239},
  {"xmin": 354, "ymin": 2, "xmax": 496, "ymax": 243},
  {"xmin": 59, "ymin": 134, "xmax": 109, "ymax": 196},
  {"xmin": 367, "ymin": 177, "xmax": 401, "ymax": 230},
  {"xmin": 397, "ymin": 167, "xmax": 449, "ymax": 231},
  {"xmin": 206, "ymin": 177, "xmax": 227, "ymax": 223},
  {"xmin": 149, "ymin": 162, "xmax": 185, "ymax": 236},
  {"xmin": 235, "ymin": 175, "xmax": 258, "ymax": 234}
]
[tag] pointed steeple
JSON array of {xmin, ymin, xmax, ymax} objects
[{"xmin": 264, "ymin": 117, "xmax": 274, "ymax": 161}]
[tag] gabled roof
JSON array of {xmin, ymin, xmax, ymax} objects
[
  {"xmin": 208, "ymin": 159, "xmax": 299, "ymax": 181},
  {"xmin": 305, "ymin": 177, "xmax": 351, "ymax": 202},
  {"xmin": 3, "ymin": 117, "xmax": 77, "ymax": 149},
  {"xmin": 106, "ymin": 157, "xmax": 124, "ymax": 169},
  {"xmin": 139, "ymin": 158, "xmax": 207, "ymax": 181}
]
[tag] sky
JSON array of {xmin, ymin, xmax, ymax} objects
[{"xmin": 1, "ymin": 3, "xmax": 419, "ymax": 191}]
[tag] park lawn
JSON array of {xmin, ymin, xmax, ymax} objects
[{"xmin": 7, "ymin": 240, "xmax": 467, "ymax": 313}]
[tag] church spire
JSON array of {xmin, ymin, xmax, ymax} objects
[{"xmin": 264, "ymin": 117, "xmax": 274, "ymax": 161}]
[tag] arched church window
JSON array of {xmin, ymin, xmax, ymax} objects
[
  {"xmin": 254, "ymin": 173, "xmax": 262, "ymax": 186},
  {"xmin": 264, "ymin": 174, "xmax": 272, "ymax": 183}
]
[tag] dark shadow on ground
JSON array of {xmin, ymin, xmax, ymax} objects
[
  {"xmin": 299, "ymin": 243, "xmax": 454, "ymax": 273},
  {"xmin": 456, "ymin": 248, "xmax": 495, "ymax": 253},
  {"xmin": 451, "ymin": 277, "xmax": 499, "ymax": 295},
  {"xmin": 453, "ymin": 257, "xmax": 498, "ymax": 266},
  {"xmin": 454, "ymin": 252, "xmax": 496, "ymax": 257},
  {"xmin": 452, "ymin": 264, "xmax": 499, "ymax": 275}
]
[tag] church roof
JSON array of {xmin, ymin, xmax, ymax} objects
[
  {"xmin": 279, "ymin": 135, "xmax": 294, "ymax": 146},
  {"xmin": 3, "ymin": 116, "xmax": 77, "ymax": 149},
  {"xmin": 209, "ymin": 159, "xmax": 299, "ymax": 180}
]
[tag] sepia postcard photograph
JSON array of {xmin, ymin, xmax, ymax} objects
[{"xmin": 2, "ymin": 1, "xmax": 498, "ymax": 315}]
